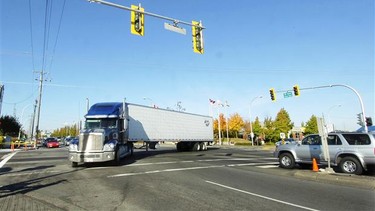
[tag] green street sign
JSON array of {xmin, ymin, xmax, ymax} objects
[{"xmin": 283, "ymin": 91, "xmax": 293, "ymax": 98}]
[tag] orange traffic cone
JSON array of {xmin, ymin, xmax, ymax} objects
[
  {"xmin": 11, "ymin": 143, "xmax": 14, "ymax": 152},
  {"xmin": 312, "ymin": 158, "xmax": 319, "ymax": 172}
]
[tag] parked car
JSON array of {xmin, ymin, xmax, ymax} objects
[
  {"xmin": 274, "ymin": 132, "xmax": 375, "ymax": 175},
  {"xmin": 44, "ymin": 137, "xmax": 60, "ymax": 148}
]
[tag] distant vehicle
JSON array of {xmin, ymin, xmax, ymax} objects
[
  {"xmin": 275, "ymin": 138, "xmax": 296, "ymax": 147},
  {"xmin": 65, "ymin": 137, "xmax": 78, "ymax": 146},
  {"xmin": 44, "ymin": 138, "xmax": 59, "ymax": 148},
  {"xmin": 64, "ymin": 137, "xmax": 74, "ymax": 146},
  {"xmin": 274, "ymin": 132, "xmax": 375, "ymax": 175}
]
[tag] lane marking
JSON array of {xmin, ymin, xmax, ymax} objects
[
  {"xmin": 88, "ymin": 158, "xmax": 277, "ymax": 170},
  {"xmin": 108, "ymin": 165, "xmax": 224, "ymax": 177},
  {"xmin": 205, "ymin": 181, "xmax": 319, "ymax": 211},
  {"xmin": 107, "ymin": 162, "xmax": 278, "ymax": 177},
  {"xmin": 257, "ymin": 164, "xmax": 279, "ymax": 169},
  {"xmin": 0, "ymin": 152, "xmax": 18, "ymax": 168}
]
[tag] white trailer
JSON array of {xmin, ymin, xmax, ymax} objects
[{"xmin": 126, "ymin": 104, "xmax": 213, "ymax": 150}]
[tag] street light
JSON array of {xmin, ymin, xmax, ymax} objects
[
  {"xmin": 143, "ymin": 97, "xmax": 155, "ymax": 107},
  {"xmin": 224, "ymin": 101, "xmax": 230, "ymax": 145},
  {"xmin": 327, "ymin": 104, "xmax": 342, "ymax": 132},
  {"xmin": 249, "ymin": 96, "xmax": 263, "ymax": 146},
  {"xmin": 17, "ymin": 104, "xmax": 33, "ymax": 140}
]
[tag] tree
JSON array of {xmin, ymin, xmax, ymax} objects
[
  {"xmin": 273, "ymin": 108, "xmax": 294, "ymax": 140},
  {"xmin": 0, "ymin": 115, "xmax": 21, "ymax": 137},
  {"xmin": 228, "ymin": 113, "xmax": 244, "ymax": 138},
  {"xmin": 304, "ymin": 115, "xmax": 318, "ymax": 135},
  {"xmin": 252, "ymin": 116, "xmax": 263, "ymax": 136},
  {"xmin": 263, "ymin": 116, "xmax": 275, "ymax": 142}
]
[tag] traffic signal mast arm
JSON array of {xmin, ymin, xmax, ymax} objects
[
  {"xmin": 88, "ymin": 0, "xmax": 206, "ymax": 30},
  {"xmin": 276, "ymin": 84, "xmax": 368, "ymax": 133}
]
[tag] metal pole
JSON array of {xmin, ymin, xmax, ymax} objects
[
  {"xmin": 34, "ymin": 71, "xmax": 45, "ymax": 141},
  {"xmin": 88, "ymin": 0, "xmax": 205, "ymax": 29},
  {"xmin": 218, "ymin": 106, "xmax": 222, "ymax": 145},
  {"xmin": 280, "ymin": 84, "xmax": 368, "ymax": 132},
  {"xmin": 225, "ymin": 101, "xmax": 229, "ymax": 145}
]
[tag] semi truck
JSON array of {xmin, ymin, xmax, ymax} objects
[{"xmin": 68, "ymin": 101, "xmax": 213, "ymax": 167}]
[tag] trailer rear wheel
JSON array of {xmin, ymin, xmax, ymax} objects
[
  {"xmin": 199, "ymin": 142, "xmax": 207, "ymax": 151},
  {"xmin": 192, "ymin": 142, "xmax": 201, "ymax": 151}
]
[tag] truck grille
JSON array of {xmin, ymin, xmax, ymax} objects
[{"xmin": 79, "ymin": 133, "xmax": 104, "ymax": 151}]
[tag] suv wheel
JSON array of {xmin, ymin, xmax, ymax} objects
[
  {"xmin": 279, "ymin": 153, "xmax": 295, "ymax": 169},
  {"xmin": 339, "ymin": 157, "xmax": 363, "ymax": 175}
]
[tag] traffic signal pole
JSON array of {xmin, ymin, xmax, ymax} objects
[
  {"xmin": 279, "ymin": 84, "xmax": 368, "ymax": 133},
  {"xmin": 88, "ymin": 0, "xmax": 205, "ymax": 29}
]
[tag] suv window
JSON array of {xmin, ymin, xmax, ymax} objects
[
  {"xmin": 342, "ymin": 134, "xmax": 371, "ymax": 145},
  {"xmin": 327, "ymin": 135, "xmax": 342, "ymax": 145},
  {"xmin": 302, "ymin": 135, "xmax": 321, "ymax": 145}
]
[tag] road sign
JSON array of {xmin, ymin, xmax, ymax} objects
[
  {"xmin": 280, "ymin": 133, "xmax": 285, "ymax": 139},
  {"xmin": 164, "ymin": 23, "xmax": 186, "ymax": 35},
  {"xmin": 283, "ymin": 91, "xmax": 293, "ymax": 98}
]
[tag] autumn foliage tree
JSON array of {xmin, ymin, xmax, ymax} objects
[{"xmin": 228, "ymin": 113, "xmax": 244, "ymax": 138}]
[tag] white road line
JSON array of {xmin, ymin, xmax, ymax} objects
[
  {"xmin": 107, "ymin": 162, "xmax": 278, "ymax": 178},
  {"xmin": 87, "ymin": 158, "xmax": 271, "ymax": 170},
  {"xmin": 257, "ymin": 164, "xmax": 279, "ymax": 169},
  {"xmin": 0, "ymin": 152, "xmax": 18, "ymax": 168},
  {"xmin": 227, "ymin": 162, "xmax": 278, "ymax": 167},
  {"xmin": 108, "ymin": 165, "xmax": 224, "ymax": 177},
  {"xmin": 205, "ymin": 181, "xmax": 320, "ymax": 211}
]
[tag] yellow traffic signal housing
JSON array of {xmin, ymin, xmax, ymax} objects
[
  {"xmin": 269, "ymin": 88, "xmax": 276, "ymax": 101},
  {"xmin": 192, "ymin": 21, "xmax": 204, "ymax": 54},
  {"xmin": 131, "ymin": 5, "xmax": 144, "ymax": 36},
  {"xmin": 293, "ymin": 85, "xmax": 300, "ymax": 96}
]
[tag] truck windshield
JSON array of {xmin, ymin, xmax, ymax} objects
[{"xmin": 85, "ymin": 119, "xmax": 117, "ymax": 129}]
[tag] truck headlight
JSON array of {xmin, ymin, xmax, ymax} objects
[
  {"xmin": 103, "ymin": 143, "xmax": 115, "ymax": 151},
  {"xmin": 69, "ymin": 144, "xmax": 78, "ymax": 151}
]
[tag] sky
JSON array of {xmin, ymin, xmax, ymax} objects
[{"xmin": 1, "ymin": 0, "xmax": 374, "ymax": 133}]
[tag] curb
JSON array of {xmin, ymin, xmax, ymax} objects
[{"xmin": 293, "ymin": 170, "xmax": 375, "ymax": 190}]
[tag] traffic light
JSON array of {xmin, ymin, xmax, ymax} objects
[
  {"xmin": 269, "ymin": 88, "xmax": 276, "ymax": 101},
  {"xmin": 130, "ymin": 5, "xmax": 144, "ymax": 36},
  {"xmin": 293, "ymin": 85, "xmax": 300, "ymax": 96},
  {"xmin": 357, "ymin": 113, "xmax": 364, "ymax": 126},
  {"xmin": 366, "ymin": 117, "xmax": 373, "ymax": 126},
  {"xmin": 192, "ymin": 21, "xmax": 204, "ymax": 54}
]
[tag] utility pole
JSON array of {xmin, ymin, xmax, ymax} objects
[
  {"xmin": 0, "ymin": 84, "xmax": 3, "ymax": 116},
  {"xmin": 34, "ymin": 70, "xmax": 47, "ymax": 140}
]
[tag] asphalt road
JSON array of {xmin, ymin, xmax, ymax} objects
[{"xmin": 0, "ymin": 144, "xmax": 374, "ymax": 211}]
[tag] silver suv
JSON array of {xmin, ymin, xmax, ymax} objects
[{"xmin": 274, "ymin": 132, "xmax": 375, "ymax": 175}]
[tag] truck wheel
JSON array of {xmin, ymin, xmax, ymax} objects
[
  {"xmin": 114, "ymin": 148, "xmax": 121, "ymax": 165},
  {"xmin": 199, "ymin": 142, "xmax": 207, "ymax": 151},
  {"xmin": 72, "ymin": 162, "xmax": 78, "ymax": 168},
  {"xmin": 279, "ymin": 153, "xmax": 295, "ymax": 169},
  {"xmin": 339, "ymin": 157, "xmax": 363, "ymax": 175},
  {"xmin": 192, "ymin": 142, "xmax": 201, "ymax": 151}
]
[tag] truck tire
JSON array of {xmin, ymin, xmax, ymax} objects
[
  {"xmin": 192, "ymin": 142, "xmax": 201, "ymax": 151},
  {"xmin": 200, "ymin": 142, "xmax": 207, "ymax": 151},
  {"xmin": 339, "ymin": 157, "xmax": 363, "ymax": 175},
  {"xmin": 72, "ymin": 162, "xmax": 78, "ymax": 168},
  {"xmin": 279, "ymin": 153, "xmax": 295, "ymax": 169},
  {"xmin": 114, "ymin": 147, "xmax": 121, "ymax": 165}
]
